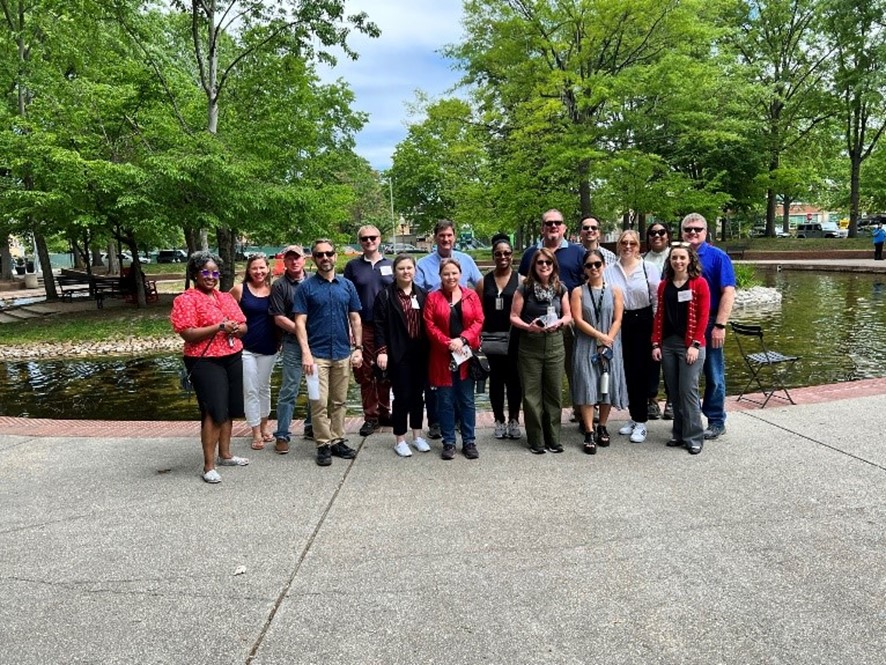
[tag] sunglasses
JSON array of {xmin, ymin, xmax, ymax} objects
[
  {"xmin": 543, "ymin": 220, "xmax": 564, "ymax": 227},
  {"xmin": 200, "ymin": 270, "xmax": 220, "ymax": 278},
  {"xmin": 670, "ymin": 241, "xmax": 691, "ymax": 248},
  {"xmin": 584, "ymin": 261, "xmax": 603, "ymax": 269},
  {"xmin": 682, "ymin": 226, "xmax": 705, "ymax": 234},
  {"xmin": 648, "ymin": 229, "xmax": 668, "ymax": 237},
  {"xmin": 620, "ymin": 241, "xmax": 638, "ymax": 246},
  {"xmin": 582, "ymin": 225, "xmax": 599, "ymax": 231},
  {"xmin": 313, "ymin": 251, "xmax": 336, "ymax": 258},
  {"xmin": 359, "ymin": 235, "xmax": 378, "ymax": 242},
  {"xmin": 494, "ymin": 251, "xmax": 513, "ymax": 258},
  {"xmin": 535, "ymin": 259, "xmax": 553, "ymax": 267}
]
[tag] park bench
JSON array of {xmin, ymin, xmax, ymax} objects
[
  {"xmin": 56, "ymin": 273, "xmax": 96, "ymax": 304},
  {"xmin": 56, "ymin": 270, "xmax": 157, "ymax": 308}
]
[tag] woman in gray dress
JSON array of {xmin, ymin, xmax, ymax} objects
[{"xmin": 570, "ymin": 249, "xmax": 628, "ymax": 454}]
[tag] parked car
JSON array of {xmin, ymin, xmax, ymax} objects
[
  {"xmin": 156, "ymin": 249, "xmax": 189, "ymax": 263},
  {"xmin": 750, "ymin": 226, "xmax": 791, "ymax": 238},
  {"xmin": 382, "ymin": 242, "xmax": 424, "ymax": 254},
  {"xmin": 796, "ymin": 222, "xmax": 847, "ymax": 239},
  {"xmin": 101, "ymin": 251, "xmax": 151, "ymax": 267},
  {"xmin": 858, "ymin": 216, "xmax": 886, "ymax": 235}
]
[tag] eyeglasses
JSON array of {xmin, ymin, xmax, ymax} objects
[
  {"xmin": 535, "ymin": 259, "xmax": 553, "ymax": 267},
  {"xmin": 670, "ymin": 241, "xmax": 691, "ymax": 248},
  {"xmin": 682, "ymin": 226, "xmax": 705, "ymax": 234},
  {"xmin": 543, "ymin": 220, "xmax": 564, "ymax": 227},
  {"xmin": 313, "ymin": 251, "xmax": 336, "ymax": 258},
  {"xmin": 359, "ymin": 235, "xmax": 378, "ymax": 242},
  {"xmin": 620, "ymin": 241, "xmax": 638, "ymax": 247},
  {"xmin": 648, "ymin": 229, "xmax": 668, "ymax": 237},
  {"xmin": 494, "ymin": 251, "xmax": 512, "ymax": 258},
  {"xmin": 584, "ymin": 261, "xmax": 603, "ymax": 269},
  {"xmin": 200, "ymin": 270, "xmax": 220, "ymax": 278},
  {"xmin": 582, "ymin": 225, "xmax": 599, "ymax": 231}
]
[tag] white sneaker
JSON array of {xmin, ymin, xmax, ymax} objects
[
  {"xmin": 411, "ymin": 437, "xmax": 431, "ymax": 453},
  {"xmin": 629, "ymin": 423, "xmax": 647, "ymax": 443},
  {"xmin": 217, "ymin": 456, "xmax": 249, "ymax": 466},
  {"xmin": 202, "ymin": 469, "xmax": 221, "ymax": 484},
  {"xmin": 394, "ymin": 441, "xmax": 413, "ymax": 457},
  {"xmin": 493, "ymin": 421, "xmax": 507, "ymax": 439},
  {"xmin": 507, "ymin": 419, "xmax": 522, "ymax": 439},
  {"xmin": 618, "ymin": 420, "xmax": 636, "ymax": 435}
]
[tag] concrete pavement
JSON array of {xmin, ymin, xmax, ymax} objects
[{"xmin": 1, "ymin": 382, "xmax": 884, "ymax": 664}]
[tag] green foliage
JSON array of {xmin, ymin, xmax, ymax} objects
[{"xmin": 733, "ymin": 263, "xmax": 761, "ymax": 289}]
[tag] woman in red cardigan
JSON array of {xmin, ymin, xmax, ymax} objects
[
  {"xmin": 651, "ymin": 243, "xmax": 710, "ymax": 455},
  {"xmin": 424, "ymin": 258, "xmax": 484, "ymax": 460}
]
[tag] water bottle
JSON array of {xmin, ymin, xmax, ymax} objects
[{"xmin": 600, "ymin": 370, "xmax": 610, "ymax": 396}]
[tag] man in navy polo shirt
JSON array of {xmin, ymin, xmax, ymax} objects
[
  {"xmin": 519, "ymin": 209, "xmax": 586, "ymax": 421},
  {"xmin": 681, "ymin": 213, "xmax": 735, "ymax": 440},
  {"xmin": 343, "ymin": 225, "xmax": 394, "ymax": 437},
  {"xmin": 294, "ymin": 239, "xmax": 364, "ymax": 466}
]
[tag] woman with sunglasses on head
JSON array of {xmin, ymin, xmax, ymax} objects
[
  {"xmin": 171, "ymin": 251, "xmax": 249, "ymax": 484},
  {"xmin": 477, "ymin": 234, "xmax": 522, "ymax": 441},
  {"xmin": 605, "ymin": 230, "xmax": 660, "ymax": 443},
  {"xmin": 510, "ymin": 248, "xmax": 573, "ymax": 454},
  {"xmin": 230, "ymin": 254, "xmax": 277, "ymax": 450},
  {"xmin": 570, "ymin": 249, "xmax": 627, "ymax": 453},
  {"xmin": 643, "ymin": 223, "xmax": 673, "ymax": 421},
  {"xmin": 651, "ymin": 243, "xmax": 710, "ymax": 455}
]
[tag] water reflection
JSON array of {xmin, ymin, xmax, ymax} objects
[{"xmin": 2, "ymin": 270, "xmax": 885, "ymax": 420}]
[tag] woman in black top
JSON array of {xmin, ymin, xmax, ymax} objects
[{"xmin": 478, "ymin": 235, "xmax": 522, "ymax": 440}]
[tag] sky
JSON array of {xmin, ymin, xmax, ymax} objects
[{"xmin": 317, "ymin": 1, "xmax": 467, "ymax": 171}]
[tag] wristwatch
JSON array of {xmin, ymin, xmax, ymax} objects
[
  {"xmin": 352, "ymin": 345, "xmax": 363, "ymax": 351},
  {"xmin": 713, "ymin": 323, "xmax": 726, "ymax": 330},
  {"xmin": 218, "ymin": 322, "xmax": 225, "ymax": 331},
  {"xmin": 692, "ymin": 340, "xmax": 702, "ymax": 349}
]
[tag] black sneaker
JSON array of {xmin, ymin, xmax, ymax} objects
[
  {"xmin": 330, "ymin": 439, "xmax": 357, "ymax": 459},
  {"xmin": 647, "ymin": 401, "xmax": 662, "ymax": 420},
  {"xmin": 441, "ymin": 444, "xmax": 456, "ymax": 460},
  {"xmin": 703, "ymin": 424, "xmax": 725, "ymax": 440},
  {"xmin": 428, "ymin": 423, "xmax": 442, "ymax": 440},
  {"xmin": 359, "ymin": 420, "xmax": 379, "ymax": 437},
  {"xmin": 662, "ymin": 402, "xmax": 674, "ymax": 420},
  {"xmin": 303, "ymin": 425, "xmax": 314, "ymax": 440},
  {"xmin": 545, "ymin": 442, "xmax": 564, "ymax": 453},
  {"xmin": 316, "ymin": 445, "xmax": 332, "ymax": 466},
  {"xmin": 463, "ymin": 443, "xmax": 479, "ymax": 459}
]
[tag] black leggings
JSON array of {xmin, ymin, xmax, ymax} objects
[
  {"xmin": 621, "ymin": 307, "xmax": 653, "ymax": 423},
  {"xmin": 185, "ymin": 352, "xmax": 244, "ymax": 425}
]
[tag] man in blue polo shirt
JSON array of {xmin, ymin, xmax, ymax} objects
[
  {"xmin": 343, "ymin": 225, "xmax": 394, "ymax": 437},
  {"xmin": 295, "ymin": 239, "xmax": 364, "ymax": 466},
  {"xmin": 681, "ymin": 213, "xmax": 736, "ymax": 440}
]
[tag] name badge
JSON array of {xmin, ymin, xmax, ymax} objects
[
  {"xmin": 677, "ymin": 289, "xmax": 692, "ymax": 303},
  {"xmin": 380, "ymin": 265, "xmax": 393, "ymax": 276},
  {"xmin": 495, "ymin": 296, "xmax": 504, "ymax": 311},
  {"xmin": 546, "ymin": 305, "xmax": 556, "ymax": 319},
  {"xmin": 411, "ymin": 296, "xmax": 420, "ymax": 309}
]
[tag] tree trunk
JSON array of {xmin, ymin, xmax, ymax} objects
[
  {"xmin": 782, "ymin": 196, "xmax": 792, "ymax": 231},
  {"xmin": 35, "ymin": 232, "xmax": 58, "ymax": 300},
  {"xmin": 766, "ymin": 188, "xmax": 777, "ymax": 236},
  {"xmin": 849, "ymin": 153, "xmax": 861, "ymax": 238},
  {"xmin": 216, "ymin": 227, "xmax": 235, "ymax": 291},
  {"xmin": 1, "ymin": 232, "xmax": 13, "ymax": 280}
]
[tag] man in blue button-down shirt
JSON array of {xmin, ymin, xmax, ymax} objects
[{"xmin": 294, "ymin": 239, "xmax": 364, "ymax": 467}]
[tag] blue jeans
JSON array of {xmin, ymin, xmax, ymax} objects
[
  {"xmin": 435, "ymin": 371, "xmax": 476, "ymax": 446},
  {"xmin": 273, "ymin": 338, "xmax": 312, "ymax": 441},
  {"xmin": 702, "ymin": 329, "xmax": 726, "ymax": 427}
]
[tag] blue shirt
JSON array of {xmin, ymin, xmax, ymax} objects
[
  {"xmin": 415, "ymin": 250, "xmax": 483, "ymax": 291},
  {"xmin": 696, "ymin": 242, "xmax": 735, "ymax": 325},
  {"xmin": 518, "ymin": 240, "xmax": 586, "ymax": 292},
  {"xmin": 293, "ymin": 273, "xmax": 362, "ymax": 361},
  {"xmin": 872, "ymin": 227, "xmax": 886, "ymax": 244},
  {"xmin": 343, "ymin": 255, "xmax": 394, "ymax": 321}
]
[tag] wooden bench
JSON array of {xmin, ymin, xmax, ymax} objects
[{"xmin": 56, "ymin": 274, "xmax": 96, "ymax": 304}]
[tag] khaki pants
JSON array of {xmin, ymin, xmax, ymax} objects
[{"xmin": 310, "ymin": 357, "xmax": 351, "ymax": 446}]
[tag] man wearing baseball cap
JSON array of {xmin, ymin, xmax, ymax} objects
[{"xmin": 269, "ymin": 244, "xmax": 312, "ymax": 452}]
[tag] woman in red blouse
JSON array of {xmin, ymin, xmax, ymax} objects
[
  {"xmin": 170, "ymin": 252, "xmax": 249, "ymax": 484},
  {"xmin": 651, "ymin": 243, "xmax": 710, "ymax": 455},
  {"xmin": 423, "ymin": 258, "xmax": 484, "ymax": 461}
]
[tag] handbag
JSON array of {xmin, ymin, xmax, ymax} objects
[
  {"xmin": 480, "ymin": 330, "xmax": 510, "ymax": 355},
  {"xmin": 179, "ymin": 333, "xmax": 216, "ymax": 395}
]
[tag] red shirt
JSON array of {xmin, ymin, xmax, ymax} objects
[{"xmin": 170, "ymin": 288, "xmax": 247, "ymax": 357}]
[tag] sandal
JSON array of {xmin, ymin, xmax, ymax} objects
[
  {"xmin": 583, "ymin": 430, "xmax": 597, "ymax": 455},
  {"xmin": 251, "ymin": 439, "xmax": 265, "ymax": 451},
  {"xmin": 261, "ymin": 432, "xmax": 275, "ymax": 442},
  {"xmin": 596, "ymin": 425, "xmax": 610, "ymax": 447}
]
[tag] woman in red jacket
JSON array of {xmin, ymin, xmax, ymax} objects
[
  {"xmin": 651, "ymin": 243, "xmax": 710, "ymax": 455},
  {"xmin": 424, "ymin": 258, "xmax": 484, "ymax": 460}
]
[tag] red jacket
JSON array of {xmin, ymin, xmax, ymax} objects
[
  {"xmin": 651, "ymin": 276, "xmax": 711, "ymax": 348},
  {"xmin": 424, "ymin": 288, "xmax": 484, "ymax": 387}
]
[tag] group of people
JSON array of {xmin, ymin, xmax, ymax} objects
[{"xmin": 170, "ymin": 211, "xmax": 735, "ymax": 484}]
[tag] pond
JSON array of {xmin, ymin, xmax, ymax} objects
[{"xmin": 1, "ymin": 269, "xmax": 885, "ymax": 421}]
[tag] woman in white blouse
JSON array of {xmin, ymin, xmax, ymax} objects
[{"xmin": 604, "ymin": 230, "xmax": 660, "ymax": 443}]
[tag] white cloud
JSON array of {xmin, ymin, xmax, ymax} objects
[{"xmin": 317, "ymin": 0, "xmax": 467, "ymax": 170}]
